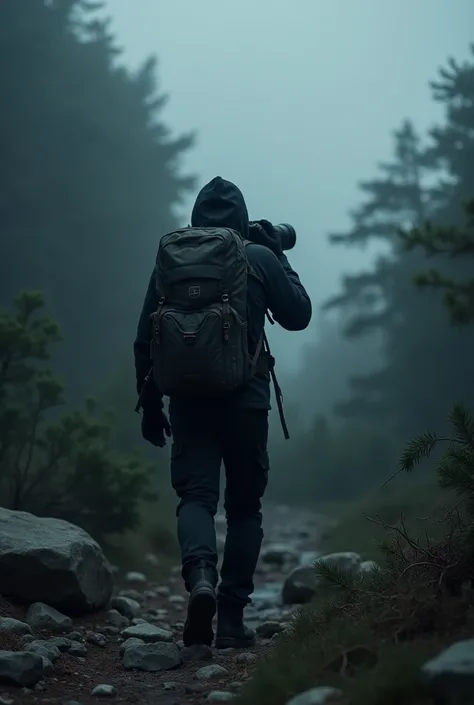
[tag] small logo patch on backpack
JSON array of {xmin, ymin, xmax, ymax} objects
[{"xmin": 188, "ymin": 285, "xmax": 201, "ymax": 298}]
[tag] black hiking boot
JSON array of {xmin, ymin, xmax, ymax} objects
[
  {"xmin": 215, "ymin": 604, "xmax": 256, "ymax": 649},
  {"xmin": 182, "ymin": 562, "xmax": 217, "ymax": 647}
]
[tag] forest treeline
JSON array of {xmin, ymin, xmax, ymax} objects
[
  {"xmin": 0, "ymin": 0, "xmax": 190, "ymax": 545},
  {"xmin": 268, "ymin": 45, "xmax": 474, "ymax": 503},
  {"xmin": 1, "ymin": 0, "xmax": 473, "ymax": 537},
  {"xmin": 0, "ymin": 0, "xmax": 194, "ymax": 397}
]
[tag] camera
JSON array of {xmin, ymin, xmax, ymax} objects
[
  {"xmin": 273, "ymin": 223, "xmax": 296, "ymax": 251},
  {"xmin": 248, "ymin": 221, "xmax": 297, "ymax": 251}
]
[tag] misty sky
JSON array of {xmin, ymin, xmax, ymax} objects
[{"xmin": 105, "ymin": 1, "xmax": 473, "ymax": 366}]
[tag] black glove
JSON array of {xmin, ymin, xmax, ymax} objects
[
  {"xmin": 141, "ymin": 408, "xmax": 171, "ymax": 448},
  {"xmin": 248, "ymin": 219, "xmax": 283, "ymax": 257},
  {"xmin": 138, "ymin": 375, "xmax": 171, "ymax": 448}
]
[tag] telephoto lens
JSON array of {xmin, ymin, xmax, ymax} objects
[{"xmin": 273, "ymin": 223, "xmax": 296, "ymax": 251}]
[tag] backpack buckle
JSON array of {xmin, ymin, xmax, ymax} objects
[{"xmin": 221, "ymin": 293, "xmax": 230, "ymax": 316}]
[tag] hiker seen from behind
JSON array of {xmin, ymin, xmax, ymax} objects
[{"xmin": 134, "ymin": 176, "xmax": 312, "ymax": 650}]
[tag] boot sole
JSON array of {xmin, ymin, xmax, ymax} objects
[
  {"xmin": 215, "ymin": 634, "xmax": 256, "ymax": 650},
  {"xmin": 184, "ymin": 585, "xmax": 216, "ymax": 646}
]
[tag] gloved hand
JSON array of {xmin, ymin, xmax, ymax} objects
[
  {"xmin": 248, "ymin": 219, "xmax": 283, "ymax": 257},
  {"xmin": 141, "ymin": 408, "xmax": 171, "ymax": 448},
  {"xmin": 138, "ymin": 375, "xmax": 171, "ymax": 447}
]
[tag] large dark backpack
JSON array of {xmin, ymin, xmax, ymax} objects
[{"xmin": 150, "ymin": 226, "xmax": 263, "ymax": 398}]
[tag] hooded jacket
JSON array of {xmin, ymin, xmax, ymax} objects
[
  {"xmin": 134, "ymin": 176, "xmax": 312, "ymax": 410},
  {"xmin": 190, "ymin": 176, "xmax": 250, "ymax": 240}
]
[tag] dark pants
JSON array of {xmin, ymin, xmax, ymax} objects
[{"xmin": 169, "ymin": 405, "xmax": 269, "ymax": 608}]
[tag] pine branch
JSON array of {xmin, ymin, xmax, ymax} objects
[
  {"xmin": 437, "ymin": 459, "xmax": 474, "ymax": 497},
  {"xmin": 449, "ymin": 404, "xmax": 474, "ymax": 447},
  {"xmin": 400, "ymin": 198, "xmax": 474, "ymax": 325},
  {"xmin": 399, "ymin": 431, "xmax": 442, "ymax": 472},
  {"xmin": 445, "ymin": 445, "xmax": 474, "ymax": 469},
  {"xmin": 313, "ymin": 559, "xmax": 360, "ymax": 592}
]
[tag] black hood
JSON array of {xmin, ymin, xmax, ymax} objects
[{"xmin": 191, "ymin": 176, "xmax": 249, "ymax": 239}]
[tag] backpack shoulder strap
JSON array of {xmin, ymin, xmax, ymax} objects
[{"xmin": 243, "ymin": 239, "xmax": 262, "ymax": 281}]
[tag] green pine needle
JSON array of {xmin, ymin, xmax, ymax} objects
[{"xmin": 399, "ymin": 431, "xmax": 439, "ymax": 472}]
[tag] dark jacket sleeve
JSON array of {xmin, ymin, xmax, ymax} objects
[
  {"xmin": 249, "ymin": 245, "xmax": 312, "ymax": 330},
  {"xmin": 134, "ymin": 268, "xmax": 158, "ymax": 394}
]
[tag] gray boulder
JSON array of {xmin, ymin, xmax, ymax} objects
[
  {"xmin": 0, "ymin": 618, "xmax": 32, "ymax": 636},
  {"xmin": 155, "ymin": 586, "xmax": 170, "ymax": 598},
  {"xmin": 0, "ymin": 508, "xmax": 113, "ymax": 613},
  {"xmin": 282, "ymin": 566, "xmax": 318, "ymax": 605},
  {"xmin": 256, "ymin": 621, "xmax": 284, "ymax": 638},
  {"xmin": 68, "ymin": 640, "xmax": 88, "ymax": 657},
  {"xmin": 86, "ymin": 631, "xmax": 107, "ymax": 647},
  {"xmin": 317, "ymin": 552, "xmax": 362, "ymax": 573},
  {"xmin": 130, "ymin": 617, "xmax": 147, "ymax": 625},
  {"xmin": 109, "ymin": 595, "xmax": 140, "ymax": 619},
  {"xmin": 123, "ymin": 642, "xmax": 181, "ymax": 671},
  {"xmin": 91, "ymin": 684, "xmax": 116, "ymax": 697},
  {"xmin": 47, "ymin": 636, "xmax": 73, "ymax": 652},
  {"xmin": 282, "ymin": 552, "xmax": 363, "ymax": 605},
  {"xmin": 119, "ymin": 637, "xmax": 144, "ymax": 656},
  {"xmin": 121, "ymin": 623, "xmax": 173, "ymax": 643},
  {"xmin": 285, "ymin": 686, "xmax": 346, "ymax": 705},
  {"xmin": 195, "ymin": 664, "xmax": 229, "ymax": 680},
  {"xmin": 41, "ymin": 656, "xmax": 54, "ymax": 676},
  {"xmin": 106, "ymin": 609, "xmax": 129, "ymax": 629},
  {"xmin": 421, "ymin": 639, "xmax": 474, "ymax": 704},
  {"xmin": 125, "ymin": 571, "xmax": 147, "ymax": 583},
  {"xmin": 25, "ymin": 640, "xmax": 61, "ymax": 663},
  {"xmin": 359, "ymin": 560, "xmax": 379, "ymax": 574},
  {"xmin": 0, "ymin": 650, "xmax": 45, "ymax": 687},
  {"xmin": 26, "ymin": 603, "xmax": 72, "ymax": 633},
  {"xmin": 235, "ymin": 652, "xmax": 257, "ymax": 664},
  {"xmin": 118, "ymin": 588, "xmax": 144, "ymax": 602}
]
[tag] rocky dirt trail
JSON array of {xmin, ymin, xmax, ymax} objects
[{"xmin": 0, "ymin": 504, "xmax": 333, "ymax": 705}]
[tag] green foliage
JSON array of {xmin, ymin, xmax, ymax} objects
[
  {"xmin": 237, "ymin": 407, "xmax": 474, "ymax": 705},
  {"xmin": 314, "ymin": 556, "xmax": 371, "ymax": 592},
  {"xmin": 401, "ymin": 198, "xmax": 474, "ymax": 324},
  {"xmin": 399, "ymin": 431, "xmax": 440, "ymax": 473},
  {"xmin": 0, "ymin": 291, "xmax": 155, "ymax": 541},
  {"xmin": 237, "ymin": 591, "xmax": 454, "ymax": 705},
  {"xmin": 400, "ymin": 404, "xmax": 474, "ymax": 518},
  {"xmin": 0, "ymin": 0, "xmax": 195, "ymax": 396}
]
